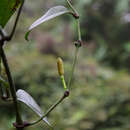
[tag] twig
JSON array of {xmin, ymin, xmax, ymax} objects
[
  {"xmin": 77, "ymin": 19, "xmax": 81, "ymax": 41},
  {"xmin": 68, "ymin": 47, "xmax": 79, "ymax": 89},
  {"xmin": 28, "ymin": 90, "xmax": 70, "ymax": 126},
  {"xmin": 65, "ymin": 0, "xmax": 82, "ymax": 89},
  {"xmin": 0, "ymin": 45, "xmax": 23, "ymax": 125},
  {"xmin": 0, "ymin": 1, "xmax": 25, "ymax": 129},
  {"xmin": 66, "ymin": 0, "xmax": 79, "ymax": 16}
]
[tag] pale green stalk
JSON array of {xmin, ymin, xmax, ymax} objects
[
  {"xmin": 68, "ymin": 47, "xmax": 79, "ymax": 89},
  {"xmin": 60, "ymin": 75, "xmax": 67, "ymax": 90}
]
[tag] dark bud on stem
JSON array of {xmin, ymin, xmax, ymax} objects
[
  {"xmin": 70, "ymin": 12, "xmax": 79, "ymax": 19},
  {"xmin": 64, "ymin": 90, "xmax": 70, "ymax": 98},
  {"xmin": 74, "ymin": 40, "xmax": 82, "ymax": 48}
]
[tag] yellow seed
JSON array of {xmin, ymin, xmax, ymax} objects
[{"xmin": 57, "ymin": 57, "xmax": 64, "ymax": 76}]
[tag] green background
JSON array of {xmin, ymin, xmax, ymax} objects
[{"xmin": 0, "ymin": 0, "xmax": 130, "ymax": 130}]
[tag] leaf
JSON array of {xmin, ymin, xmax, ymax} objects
[
  {"xmin": 0, "ymin": 0, "xmax": 21, "ymax": 28},
  {"xmin": 25, "ymin": 6, "xmax": 69, "ymax": 41},
  {"xmin": 25, "ymin": 31, "xmax": 31, "ymax": 41},
  {"xmin": 16, "ymin": 89, "xmax": 51, "ymax": 126}
]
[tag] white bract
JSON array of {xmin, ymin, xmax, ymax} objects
[
  {"xmin": 16, "ymin": 89, "xmax": 51, "ymax": 126},
  {"xmin": 29, "ymin": 5, "xmax": 69, "ymax": 30}
]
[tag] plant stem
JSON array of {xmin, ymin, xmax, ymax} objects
[
  {"xmin": 9, "ymin": 0, "xmax": 24, "ymax": 40},
  {"xmin": 65, "ymin": 0, "xmax": 82, "ymax": 89},
  {"xmin": 66, "ymin": 0, "xmax": 79, "ymax": 16},
  {"xmin": 28, "ymin": 90, "xmax": 69, "ymax": 126},
  {"xmin": 0, "ymin": 1, "xmax": 25, "ymax": 129},
  {"xmin": 68, "ymin": 47, "xmax": 79, "ymax": 89},
  {"xmin": 77, "ymin": 19, "xmax": 81, "ymax": 41},
  {"xmin": 0, "ymin": 1, "xmax": 25, "ymax": 128},
  {"xmin": 0, "ymin": 45, "xmax": 23, "ymax": 129},
  {"xmin": 60, "ymin": 75, "xmax": 67, "ymax": 90}
]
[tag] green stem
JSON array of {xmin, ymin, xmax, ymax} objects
[
  {"xmin": 28, "ymin": 91, "xmax": 69, "ymax": 126},
  {"xmin": 65, "ymin": 0, "xmax": 81, "ymax": 89},
  {"xmin": 66, "ymin": 0, "xmax": 79, "ymax": 15},
  {"xmin": 60, "ymin": 75, "xmax": 67, "ymax": 90},
  {"xmin": 68, "ymin": 47, "xmax": 79, "ymax": 89},
  {"xmin": 8, "ymin": 0, "xmax": 24, "ymax": 40},
  {"xmin": 77, "ymin": 19, "xmax": 81, "ymax": 41}
]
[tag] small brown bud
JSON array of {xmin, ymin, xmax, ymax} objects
[
  {"xmin": 74, "ymin": 40, "xmax": 82, "ymax": 47},
  {"xmin": 57, "ymin": 57, "xmax": 64, "ymax": 76},
  {"xmin": 64, "ymin": 90, "xmax": 70, "ymax": 97}
]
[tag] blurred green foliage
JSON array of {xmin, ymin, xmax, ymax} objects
[
  {"xmin": 0, "ymin": 0, "xmax": 21, "ymax": 27},
  {"xmin": 0, "ymin": 0, "xmax": 130, "ymax": 130}
]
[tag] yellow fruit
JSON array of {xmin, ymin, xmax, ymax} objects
[{"xmin": 57, "ymin": 57, "xmax": 64, "ymax": 76}]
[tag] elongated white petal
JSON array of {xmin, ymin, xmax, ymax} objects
[
  {"xmin": 29, "ymin": 6, "xmax": 69, "ymax": 30},
  {"xmin": 25, "ymin": 6, "xmax": 69, "ymax": 41},
  {"xmin": 16, "ymin": 89, "xmax": 51, "ymax": 126}
]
